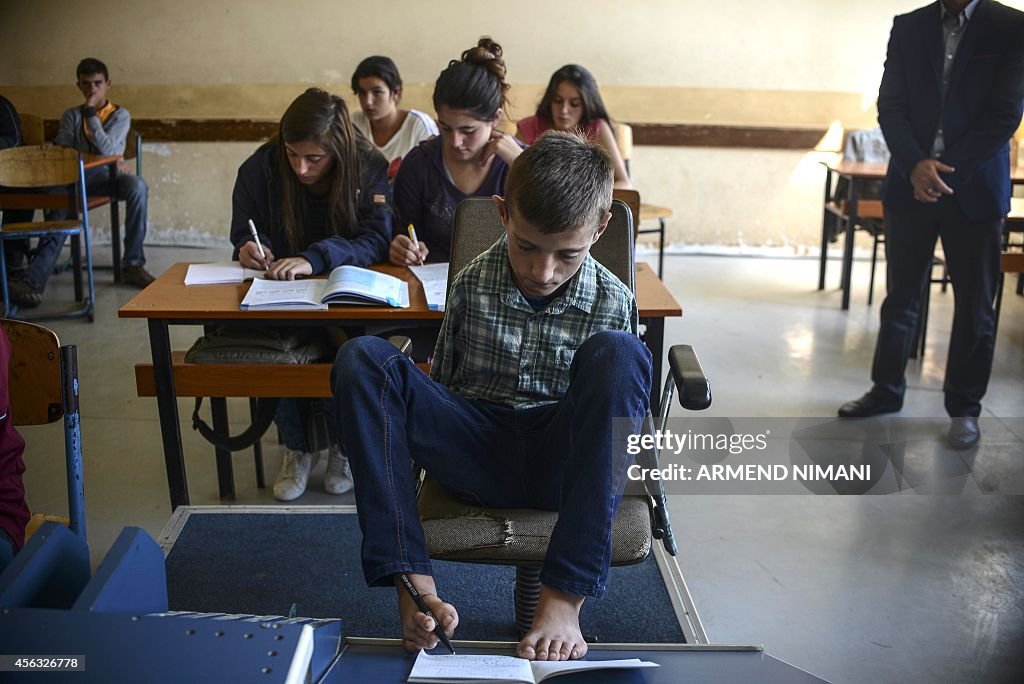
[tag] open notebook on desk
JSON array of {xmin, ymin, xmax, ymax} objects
[
  {"xmin": 408, "ymin": 651, "xmax": 658, "ymax": 683},
  {"xmin": 241, "ymin": 265, "xmax": 410, "ymax": 310}
]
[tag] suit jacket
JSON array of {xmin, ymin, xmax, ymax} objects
[{"xmin": 877, "ymin": 0, "xmax": 1024, "ymax": 221}]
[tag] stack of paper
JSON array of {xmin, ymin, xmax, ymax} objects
[
  {"xmin": 185, "ymin": 261, "xmax": 265, "ymax": 285},
  {"xmin": 409, "ymin": 263, "xmax": 449, "ymax": 312}
]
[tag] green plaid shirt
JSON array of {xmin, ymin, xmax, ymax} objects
[{"xmin": 430, "ymin": 235, "xmax": 637, "ymax": 408}]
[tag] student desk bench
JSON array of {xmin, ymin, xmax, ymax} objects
[{"xmin": 121, "ymin": 262, "xmax": 683, "ymax": 511}]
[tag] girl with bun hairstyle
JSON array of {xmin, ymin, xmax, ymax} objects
[
  {"xmin": 350, "ymin": 56, "xmax": 438, "ymax": 179},
  {"xmin": 230, "ymin": 87, "xmax": 393, "ymax": 501},
  {"xmin": 390, "ymin": 37, "xmax": 523, "ymax": 265},
  {"xmin": 517, "ymin": 64, "xmax": 631, "ymax": 188}
]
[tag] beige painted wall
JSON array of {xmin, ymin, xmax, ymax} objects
[{"xmin": 2, "ymin": 0, "xmax": 1023, "ymax": 249}]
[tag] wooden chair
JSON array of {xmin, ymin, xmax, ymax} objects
[
  {"xmin": 995, "ymin": 251, "xmax": 1024, "ymax": 341},
  {"xmin": 17, "ymin": 114, "xmax": 44, "ymax": 146},
  {"xmin": 0, "ymin": 146, "xmax": 96, "ymax": 322},
  {"xmin": 612, "ymin": 122, "xmax": 670, "ymax": 276},
  {"xmin": 1003, "ymin": 197, "xmax": 1024, "ymax": 296},
  {"xmin": 0, "ymin": 320, "xmax": 86, "ymax": 542},
  {"xmin": 417, "ymin": 197, "xmax": 711, "ymax": 635},
  {"xmin": 86, "ymin": 128, "xmax": 142, "ymax": 282}
]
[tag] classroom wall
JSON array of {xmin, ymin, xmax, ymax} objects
[{"xmin": 2, "ymin": 0, "xmax": 1023, "ymax": 250}]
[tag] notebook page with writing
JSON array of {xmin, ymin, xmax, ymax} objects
[
  {"xmin": 408, "ymin": 652, "xmax": 533, "ymax": 683},
  {"xmin": 240, "ymin": 279, "xmax": 327, "ymax": 310},
  {"xmin": 407, "ymin": 652, "xmax": 659, "ymax": 683}
]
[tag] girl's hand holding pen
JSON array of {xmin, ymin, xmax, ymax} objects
[
  {"xmin": 239, "ymin": 240, "xmax": 274, "ymax": 270},
  {"xmin": 388, "ymin": 234, "xmax": 429, "ymax": 266}
]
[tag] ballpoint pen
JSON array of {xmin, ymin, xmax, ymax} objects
[
  {"xmin": 248, "ymin": 218, "xmax": 267, "ymax": 263},
  {"xmin": 407, "ymin": 224, "xmax": 425, "ymax": 267},
  {"xmin": 398, "ymin": 573, "xmax": 455, "ymax": 654}
]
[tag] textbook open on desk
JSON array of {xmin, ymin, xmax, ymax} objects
[
  {"xmin": 240, "ymin": 265, "xmax": 410, "ymax": 310},
  {"xmin": 407, "ymin": 652, "xmax": 658, "ymax": 683}
]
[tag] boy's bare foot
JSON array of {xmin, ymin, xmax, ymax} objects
[
  {"xmin": 395, "ymin": 573, "xmax": 459, "ymax": 652},
  {"xmin": 517, "ymin": 585, "xmax": 587, "ymax": 661}
]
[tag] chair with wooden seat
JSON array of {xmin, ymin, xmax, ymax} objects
[
  {"xmin": 0, "ymin": 146, "xmax": 96, "ymax": 321},
  {"xmin": 0, "ymin": 319, "xmax": 86, "ymax": 542},
  {"xmin": 612, "ymin": 122, "xmax": 670, "ymax": 277},
  {"xmin": 16, "ymin": 114, "xmax": 45, "ymax": 147},
  {"xmin": 416, "ymin": 197, "xmax": 711, "ymax": 635},
  {"xmin": 994, "ymin": 250, "xmax": 1024, "ymax": 341}
]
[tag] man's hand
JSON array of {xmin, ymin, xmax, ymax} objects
[
  {"xmin": 389, "ymin": 234, "xmax": 428, "ymax": 266},
  {"xmin": 910, "ymin": 159, "xmax": 955, "ymax": 203},
  {"xmin": 239, "ymin": 241, "xmax": 275, "ymax": 270},
  {"xmin": 266, "ymin": 256, "xmax": 311, "ymax": 280},
  {"xmin": 83, "ymin": 92, "xmax": 106, "ymax": 110}
]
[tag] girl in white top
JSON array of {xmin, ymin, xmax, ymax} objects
[{"xmin": 351, "ymin": 56, "xmax": 438, "ymax": 179}]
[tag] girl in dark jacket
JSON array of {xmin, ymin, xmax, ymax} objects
[{"xmin": 230, "ymin": 87, "xmax": 392, "ymax": 501}]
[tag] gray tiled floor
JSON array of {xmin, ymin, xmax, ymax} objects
[{"xmin": 15, "ymin": 245, "xmax": 1024, "ymax": 684}]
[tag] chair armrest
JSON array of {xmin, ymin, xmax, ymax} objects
[{"xmin": 668, "ymin": 345, "xmax": 712, "ymax": 411}]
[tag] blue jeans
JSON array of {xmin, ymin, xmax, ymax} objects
[
  {"xmin": 24, "ymin": 167, "xmax": 148, "ymax": 291},
  {"xmin": 331, "ymin": 330, "xmax": 652, "ymax": 598},
  {"xmin": 275, "ymin": 398, "xmax": 338, "ymax": 452}
]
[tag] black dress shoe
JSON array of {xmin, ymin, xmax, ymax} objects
[
  {"xmin": 838, "ymin": 392, "xmax": 903, "ymax": 418},
  {"xmin": 947, "ymin": 417, "xmax": 980, "ymax": 450}
]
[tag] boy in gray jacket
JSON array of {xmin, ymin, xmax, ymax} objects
[{"xmin": 8, "ymin": 58, "xmax": 152, "ymax": 307}]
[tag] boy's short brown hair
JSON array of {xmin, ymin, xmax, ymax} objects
[
  {"xmin": 503, "ymin": 130, "xmax": 613, "ymax": 234},
  {"xmin": 76, "ymin": 58, "xmax": 109, "ymax": 81}
]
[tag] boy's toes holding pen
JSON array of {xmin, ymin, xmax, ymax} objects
[{"xmin": 396, "ymin": 574, "xmax": 459, "ymax": 652}]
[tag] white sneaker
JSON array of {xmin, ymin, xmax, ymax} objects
[
  {"xmin": 324, "ymin": 446, "xmax": 354, "ymax": 494},
  {"xmin": 273, "ymin": 449, "xmax": 318, "ymax": 501}
]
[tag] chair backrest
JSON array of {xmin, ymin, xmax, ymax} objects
[
  {"xmin": 0, "ymin": 320, "xmax": 64, "ymax": 425},
  {"xmin": 0, "ymin": 320, "xmax": 85, "ymax": 541},
  {"xmin": 0, "ymin": 146, "xmax": 85, "ymax": 218},
  {"xmin": 0, "ymin": 146, "xmax": 81, "ymax": 188},
  {"xmin": 612, "ymin": 188, "xmax": 641, "ymax": 241},
  {"xmin": 612, "ymin": 121, "xmax": 633, "ymax": 172},
  {"xmin": 17, "ymin": 113, "xmax": 45, "ymax": 146},
  {"xmin": 449, "ymin": 197, "xmax": 635, "ymax": 295}
]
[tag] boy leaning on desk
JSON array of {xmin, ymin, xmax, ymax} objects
[{"xmin": 331, "ymin": 131, "xmax": 652, "ymax": 661}]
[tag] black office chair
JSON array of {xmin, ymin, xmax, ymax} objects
[{"xmin": 415, "ymin": 197, "xmax": 711, "ymax": 635}]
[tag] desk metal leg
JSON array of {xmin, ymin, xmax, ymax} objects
[
  {"xmin": 70, "ymin": 234, "xmax": 84, "ymax": 301},
  {"xmin": 149, "ymin": 318, "xmax": 189, "ymax": 509},
  {"xmin": 657, "ymin": 218, "xmax": 665, "ymax": 278},
  {"xmin": 819, "ymin": 168, "xmax": 833, "ymax": 291},
  {"xmin": 642, "ymin": 317, "xmax": 665, "ymax": 416},
  {"xmin": 110, "ymin": 166, "xmax": 122, "ymax": 282},
  {"xmin": 840, "ymin": 183, "xmax": 859, "ymax": 311},
  {"xmin": 251, "ymin": 398, "xmax": 266, "ymax": 489},
  {"xmin": 210, "ymin": 397, "xmax": 236, "ymax": 500}
]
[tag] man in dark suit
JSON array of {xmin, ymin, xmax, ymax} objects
[{"xmin": 839, "ymin": 0, "xmax": 1024, "ymax": 449}]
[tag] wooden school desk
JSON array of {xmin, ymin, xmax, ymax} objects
[
  {"xmin": 119, "ymin": 262, "xmax": 682, "ymax": 509},
  {"xmin": 819, "ymin": 160, "xmax": 1024, "ymax": 310}
]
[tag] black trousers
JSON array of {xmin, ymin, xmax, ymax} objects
[{"xmin": 870, "ymin": 196, "xmax": 1003, "ymax": 417}]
